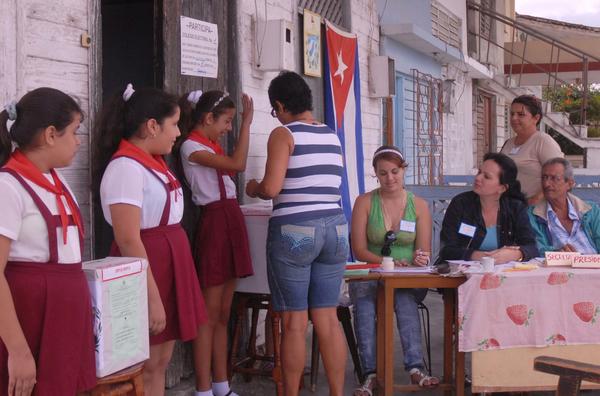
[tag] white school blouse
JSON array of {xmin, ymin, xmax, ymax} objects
[
  {"xmin": 100, "ymin": 157, "xmax": 184, "ymax": 228},
  {"xmin": 0, "ymin": 171, "xmax": 82, "ymax": 264},
  {"xmin": 180, "ymin": 139, "xmax": 236, "ymax": 206}
]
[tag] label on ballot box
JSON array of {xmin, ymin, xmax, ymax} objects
[
  {"xmin": 83, "ymin": 257, "xmax": 149, "ymax": 377},
  {"xmin": 544, "ymin": 251, "xmax": 580, "ymax": 267}
]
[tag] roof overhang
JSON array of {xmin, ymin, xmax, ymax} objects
[{"xmin": 380, "ymin": 22, "xmax": 462, "ymax": 63}]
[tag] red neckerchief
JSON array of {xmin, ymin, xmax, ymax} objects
[
  {"xmin": 187, "ymin": 131, "xmax": 236, "ymax": 177},
  {"xmin": 112, "ymin": 139, "xmax": 182, "ymax": 200},
  {"xmin": 4, "ymin": 150, "xmax": 84, "ymax": 244}
]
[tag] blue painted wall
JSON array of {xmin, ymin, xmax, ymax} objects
[
  {"xmin": 377, "ymin": 0, "xmax": 432, "ymax": 31},
  {"xmin": 382, "ymin": 36, "xmax": 442, "ymax": 78}
]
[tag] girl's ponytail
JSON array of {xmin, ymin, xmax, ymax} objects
[
  {"xmin": 0, "ymin": 110, "xmax": 12, "ymax": 166},
  {"xmin": 92, "ymin": 85, "xmax": 179, "ymax": 193},
  {"xmin": 92, "ymin": 92, "xmax": 128, "ymax": 193}
]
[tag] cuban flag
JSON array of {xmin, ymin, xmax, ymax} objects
[{"xmin": 324, "ymin": 21, "xmax": 365, "ymax": 223}]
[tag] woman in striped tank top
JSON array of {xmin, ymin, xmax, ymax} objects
[{"xmin": 246, "ymin": 71, "xmax": 349, "ymax": 396}]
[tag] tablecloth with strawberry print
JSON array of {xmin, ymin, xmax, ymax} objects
[{"xmin": 458, "ymin": 267, "xmax": 600, "ymax": 352}]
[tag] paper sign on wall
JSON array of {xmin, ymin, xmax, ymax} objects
[{"xmin": 180, "ymin": 16, "xmax": 218, "ymax": 78}]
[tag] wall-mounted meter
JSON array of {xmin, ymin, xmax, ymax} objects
[{"xmin": 254, "ymin": 19, "xmax": 294, "ymax": 71}]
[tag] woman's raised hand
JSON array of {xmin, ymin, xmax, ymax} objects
[{"xmin": 240, "ymin": 93, "xmax": 254, "ymax": 126}]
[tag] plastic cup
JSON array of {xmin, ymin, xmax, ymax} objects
[
  {"xmin": 381, "ymin": 256, "xmax": 395, "ymax": 271},
  {"xmin": 481, "ymin": 256, "xmax": 495, "ymax": 272}
]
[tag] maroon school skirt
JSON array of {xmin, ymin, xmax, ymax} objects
[
  {"xmin": 0, "ymin": 262, "xmax": 96, "ymax": 395},
  {"xmin": 195, "ymin": 198, "xmax": 253, "ymax": 288},
  {"xmin": 111, "ymin": 223, "xmax": 207, "ymax": 345}
]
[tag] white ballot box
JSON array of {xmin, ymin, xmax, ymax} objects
[
  {"xmin": 83, "ymin": 257, "xmax": 149, "ymax": 377},
  {"xmin": 237, "ymin": 203, "xmax": 272, "ymax": 294}
]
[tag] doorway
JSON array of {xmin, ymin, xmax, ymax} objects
[{"xmin": 93, "ymin": 0, "xmax": 164, "ymax": 258}]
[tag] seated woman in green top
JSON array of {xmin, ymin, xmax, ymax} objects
[{"xmin": 349, "ymin": 146, "xmax": 438, "ymax": 395}]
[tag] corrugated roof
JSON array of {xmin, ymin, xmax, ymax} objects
[{"xmin": 517, "ymin": 13, "xmax": 600, "ymax": 33}]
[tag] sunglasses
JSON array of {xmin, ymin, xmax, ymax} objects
[{"xmin": 380, "ymin": 230, "xmax": 397, "ymax": 256}]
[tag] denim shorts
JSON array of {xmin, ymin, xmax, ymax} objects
[{"xmin": 267, "ymin": 213, "xmax": 349, "ymax": 311}]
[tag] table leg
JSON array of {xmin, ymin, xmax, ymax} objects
[
  {"xmin": 443, "ymin": 289, "xmax": 453, "ymax": 396},
  {"xmin": 376, "ymin": 282, "xmax": 385, "ymax": 392},
  {"xmin": 454, "ymin": 289, "xmax": 465, "ymax": 396},
  {"xmin": 384, "ymin": 282, "xmax": 394, "ymax": 396}
]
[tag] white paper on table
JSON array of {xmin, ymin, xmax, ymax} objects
[
  {"xmin": 371, "ymin": 266, "xmax": 434, "ymax": 273},
  {"xmin": 446, "ymin": 260, "xmax": 479, "ymax": 266}
]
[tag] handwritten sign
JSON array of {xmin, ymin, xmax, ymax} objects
[
  {"xmin": 572, "ymin": 254, "xmax": 600, "ymax": 268},
  {"xmin": 180, "ymin": 16, "xmax": 218, "ymax": 78},
  {"xmin": 544, "ymin": 251, "xmax": 580, "ymax": 267}
]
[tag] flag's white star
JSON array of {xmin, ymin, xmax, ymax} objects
[{"xmin": 334, "ymin": 50, "xmax": 348, "ymax": 83}]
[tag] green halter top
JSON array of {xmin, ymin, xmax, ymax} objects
[{"xmin": 367, "ymin": 189, "xmax": 416, "ymax": 262}]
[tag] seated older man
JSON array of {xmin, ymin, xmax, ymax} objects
[{"xmin": 528, "ymin": 157, "xmax": 600, "ymax": 254}]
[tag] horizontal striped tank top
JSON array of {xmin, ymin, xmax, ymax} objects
[{"xmin": 270, "ymin": 121, "xmax": 344, "ymax": 224}]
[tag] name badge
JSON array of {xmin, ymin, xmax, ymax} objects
[
  {"xmin": 509, "ymin": 146, "xmax": 520, "ymax": 155},
  {"xmin": 399, "ymin": 220, "xmax": 416, "ymax": 233},
  {"xmin": 458, "ymin": 222, "xmax": 476, "ymax": 237}
]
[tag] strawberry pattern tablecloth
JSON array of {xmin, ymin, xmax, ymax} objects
[{"xmin": 458, "ymin": 267, "xmax": 600, "ymax": 352}]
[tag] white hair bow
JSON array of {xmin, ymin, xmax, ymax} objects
[
  {"xmin": 187, "ymin": 90, "xmax": 203, "ymax": 105},
  {"xmin": 4, "ymin": 101, "xmax": 17, "ymax": 121},
  {"xmin": 122, "ymin": 83, "xmax": 135, "ymax": 102}
]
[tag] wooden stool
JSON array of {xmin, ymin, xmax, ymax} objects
[
  {"xmin": 534, "ymin": 355, "xmax": 600, "ymax": 395},
  {"xmin": 229, "ymin": 293, "xmax": 282, "ymax": 395},
  {"xmin": 87, "ymin": 363, "xmax": 144, "ymax": 396}
]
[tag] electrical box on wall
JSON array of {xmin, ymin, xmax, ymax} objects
[
  {"xmin": 254, "ymin": 19, "xmax": 294, "ymax": 71},
  {"xmin": 368, "ymin": 56, "xmax": 395, "ymax": 98}
]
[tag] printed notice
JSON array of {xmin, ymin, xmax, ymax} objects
[
  {"xmin": 181, "ymin": 16, "xmax": 218, "ymax": 78},
  {"xmin": 108, "ymin": 275, "xmax": 143, "ymax": 362}
]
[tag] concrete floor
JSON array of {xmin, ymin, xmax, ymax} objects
[{"xmin": 166, "ymin": 291, "xmax": 593, "ymax": 395}]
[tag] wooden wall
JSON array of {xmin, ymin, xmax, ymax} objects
[
  {"xmin": 0, "ymin": 0, "xmax": 93, "ymax": 258},
  {"xmin": 161, "ymin": 0, "xmax": 240, "ymax": 387}
]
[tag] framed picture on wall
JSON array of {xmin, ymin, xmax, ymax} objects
[{"xmin": 303, "ymin": 9, "xmax": 321, "ymax": 77}]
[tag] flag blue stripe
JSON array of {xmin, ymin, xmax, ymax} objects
[{"xmin": 353, "ymin": 41, "xmax": 366, "ymax": 193}]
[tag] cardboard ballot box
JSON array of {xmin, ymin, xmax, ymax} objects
[
  {"xmin": 83, "ymin": 257, "xmax": 149, "ymax": 377},
  {"xmin": 237, "ymin": 203, "xmax": 272, "ymax": 294}
]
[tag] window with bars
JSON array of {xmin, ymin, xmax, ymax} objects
[{"xmin": 431, "ymin": 1, "xmax": 461, "ymax": 50}]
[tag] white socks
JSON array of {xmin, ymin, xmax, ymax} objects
[
  {"xmin": 195, "ymin": 391, "xmax": 214, "ymax": 396},
  {"xmin": 212, "ymin": 381, "xmax": 237, "ymax": 396}
]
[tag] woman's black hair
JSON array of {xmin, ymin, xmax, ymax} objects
[
  {"xmin": 512, "ymin": 95, "xmax": 543, "ymax": 126},
  {"xmin": 177, "ymin": 90, "xmax": 235, "ymax": 136},
  {"xmin": 173, "ymin": 90, "xmax": 235, "ymax": 178},
  {"xmin": 0, "ymin": 87, "xmax": 82, "ymax": 166},
  {"xmin": 268, "ymin": 70, "xmax": 313, "ymax": 115},
  {"xmin": 482, "ymin": 152, "xmax": 526, "ymax": 203},
  {"xmin": 92, "ymin": 86, "xmax": 178, "ymax": 194}
]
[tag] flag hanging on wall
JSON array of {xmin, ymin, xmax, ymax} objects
[{"xmin": 324, "ymin": 21, "xmax": 365, "ymax": 222}]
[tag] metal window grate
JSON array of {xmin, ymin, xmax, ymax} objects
[
  {"xmin": 412, "ymin": 69, "xmax": 444, "ymax": 186},
  {"xmin": 431, "ymin": 1, "xmax": 461, "ymax": 49},
  {"xmin": 298, "ymin": 0, "xmax": 343, "ymax": 26}
]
